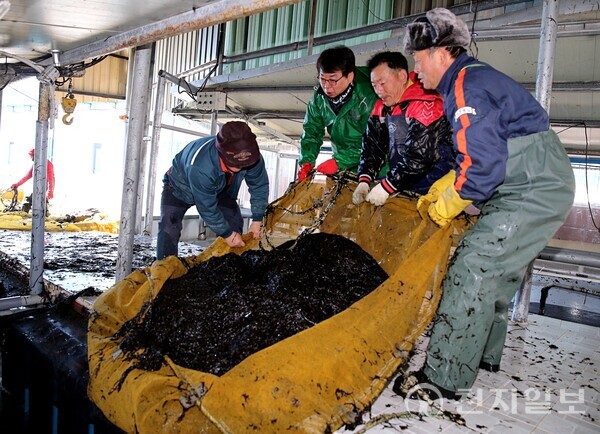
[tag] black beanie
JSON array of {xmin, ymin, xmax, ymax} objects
[{"xmin": 215, "ymin": 121, "xmax": 260, "ymax": 168}]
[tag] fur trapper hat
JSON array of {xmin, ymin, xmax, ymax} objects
[{"xmin": 403, "ymin": 8, "xmax": 471, "ymax": 54}]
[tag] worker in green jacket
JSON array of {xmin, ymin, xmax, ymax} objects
[{"xmin": 297, "ymin": 46, "xmax": 379, "ymax": 181}]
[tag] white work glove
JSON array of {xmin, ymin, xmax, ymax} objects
[
  {"xmin": 366, "ymin": 183, "xmax": 390, "ymax": 206},
  {"xmin": 352, "ymin": 182, "xmax": 371, "ymax": 205}
]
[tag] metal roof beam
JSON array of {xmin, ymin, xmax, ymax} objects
[
  {"xmin": 212, "ymin": 82, "xmax": 600, "ymax": 93},
  {"xmin": 39, "ymin": 0, "xmax": 303, "ymax": 67},
  {"xmin": 483, "ymin": 0, "xmax": 600, "ymax": 27},
  {"xmin": 174, "ymin": 107, "xmax": 600, "ymax": 131},
  {"xmin": 219, "ymin": 0, "xmax": 600, "ymax": 65}
]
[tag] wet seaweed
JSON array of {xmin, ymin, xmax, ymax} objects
[{"xmin": 115, "ymin": 233, "xmax": 388, "ymax": 376}]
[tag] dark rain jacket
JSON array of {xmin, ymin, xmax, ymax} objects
[
  {"xmin": 438, "ymin": 53, "xmax": 551, "ymax": 202},
  {"xmin": 166, "ymin": 136, "xmax": 269, "ymax": 238},
  {"xmin": 358, "ymin": 73, "xmax": 455, "ymax": 194},
  {"xmin": 299, "ymin": 67, "xmax": 378, "ymax": 171}
]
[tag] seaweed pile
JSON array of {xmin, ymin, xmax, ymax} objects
[{"xmin": 116, "ymin": 233, "xmax": 388, "ymax": 375}]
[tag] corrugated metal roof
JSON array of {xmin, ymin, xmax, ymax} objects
[{"xmin": 0, "ymin": 1, "xmax": 211, "ymax": 62}]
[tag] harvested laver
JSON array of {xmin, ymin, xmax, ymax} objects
[{"xmin": 115, "ymin": 233, "xmax": 388, "ymax": 376}]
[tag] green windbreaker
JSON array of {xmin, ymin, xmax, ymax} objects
[{"xmin": 299, "ymin": 67, "xmax": 377, "ymax": 172}]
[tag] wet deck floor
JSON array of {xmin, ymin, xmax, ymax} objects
[
  {"xmin": 0, "ymin": 229, "xmax": 598, "ymax": 433},
  {"xmin": 0, "ymin": 229, "xmax": 205, "ymax": 293},
  {"xmin": 341, "ymin": 314, "xmax": 600, "ymax": 434}
]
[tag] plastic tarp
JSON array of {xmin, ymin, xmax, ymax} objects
[
  {"xmin": 0, "ymin": 212, "xmax": 119, "ymax": 233},
  {"xmin": 88, "ymin": 177, "xmax": 467, "ymax": 433},
  {"xmin": 0, "ymin": 212, "xmax": 83, "ymax": 232},
  {"xmin": 1, "ymin": 189, "xmax": 119, "ymax": 233}
]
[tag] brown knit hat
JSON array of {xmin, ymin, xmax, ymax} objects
[{"xmin": 215, "ymin": 121, "xmax": 260, "ymax": 168}]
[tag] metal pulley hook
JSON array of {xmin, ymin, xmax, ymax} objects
[
  {"xmin": 61, "ymin": 78, "xmax": 77, "ymax": 125},
  {"xmin": 67, "ymin": 77, "xmax": 74, "ymax": 98}
]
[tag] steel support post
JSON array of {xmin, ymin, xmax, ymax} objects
[
  {"xmin": 29, "ymin": 82, "xmax": 51, "ymax": 295},
  {"xmin": 143, "ymin": 73, "xmax": 167, "ymax": 236},
  {"xmin": 115, "ymin": 44, "xmax": 153, "ymax": 282},
  {"xmin": 535, "ymin": 0, "xmax": 560, "ymax": 113},
  {"xmin": 513, "ymin": 0, "xmax": 561, "ymax": 323}
]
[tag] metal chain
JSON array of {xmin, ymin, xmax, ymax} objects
[
  {"xmin": 260, "ymin": 171, "xmax": 354, "ymax": 250},
  {"xmin": 0, "ymin": 188, "xmax": 19, "ymax": 211}
]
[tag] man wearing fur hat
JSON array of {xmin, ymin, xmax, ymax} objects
[
  {"xmin": 395, "ymin": 8, "xmax": 575, "ymax": 400},
  {"xmin": 156, "ymin": 121, "xmax": 269, "ymax": 260}
]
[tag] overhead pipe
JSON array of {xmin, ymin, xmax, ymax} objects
[
  {"xmin": 536, "ymin": 0, "xmax": 560, "ymax": 114},
  {"xmin": 154, "ymin": 122, "xmax": 210, "ymax": 137},
  {"xmin": 115, "ymin": 44, "xmax": 153, "ymax": 283},
  {"xmin": 40, "ymin": 0, "xmax": 303, "ymax": 67},
  {"xmin": 512, "ymin": 0, "xmax": 561, "ymax": 323}
]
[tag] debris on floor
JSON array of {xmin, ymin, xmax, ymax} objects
[
  {"xmin": 0, "ymin": 230, "xmax": 205, "ymax": 293},
  {"xmin": 340, "ymin": 314, "xmax": 600, "ymax": 433}
]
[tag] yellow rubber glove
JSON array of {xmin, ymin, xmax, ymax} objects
[
  {"xmin": 417, "ymin": 170, "xmax": 458, "ymax": 219},
  {"xmin": 417, "ymin": 170, "xmax": 457, "ymax": 209},
  {"xmin": 428, "ymin": 184, "xmax": 473, "ymax": 227}
]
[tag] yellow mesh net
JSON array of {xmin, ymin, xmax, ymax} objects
[{"xmin": 88, "ymin": 175, "xmax": 468, "ymax": 433}]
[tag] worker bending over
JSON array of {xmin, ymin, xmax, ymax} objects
[{"xmin": 156, "ymin": 121, "xmax": 269, "ymax": 260}]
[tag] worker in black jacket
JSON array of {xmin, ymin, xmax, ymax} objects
[{"xmin": 353, "ymin": 51, "xmax": 455, "ymax": 206}]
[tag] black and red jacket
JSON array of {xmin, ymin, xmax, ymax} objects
[{"xmin": 358, "ymin": 72, "xmax": 456, "ymax": 195}]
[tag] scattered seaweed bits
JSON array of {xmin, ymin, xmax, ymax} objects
[{"xmin": 115, "ymin": 233, "xmax": 388, "ymax": 375}]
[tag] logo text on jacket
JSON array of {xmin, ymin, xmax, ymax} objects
[{"xmin": 454, "ymin": 106, "xmax": 477, "ymax": 123}]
